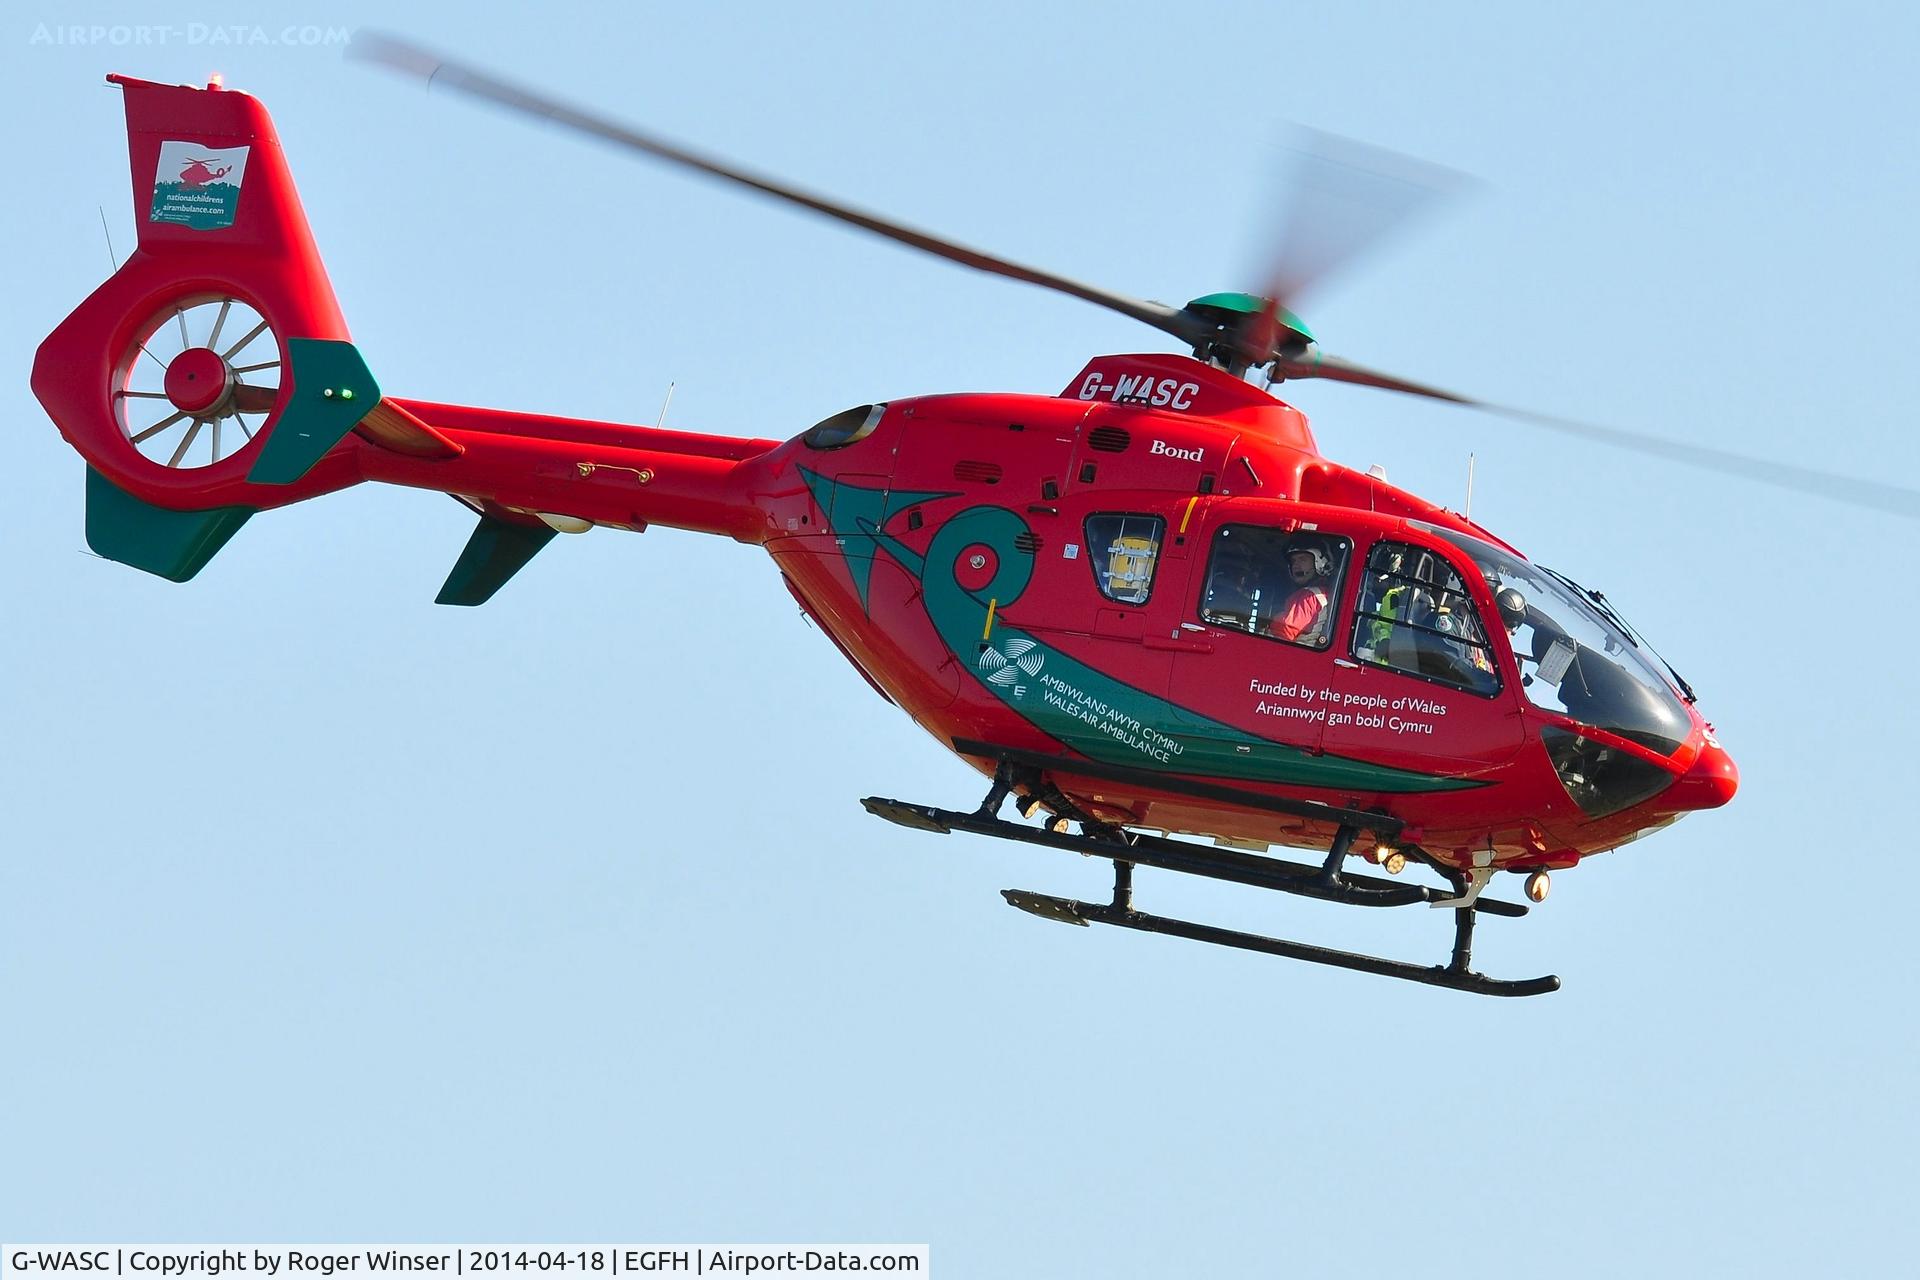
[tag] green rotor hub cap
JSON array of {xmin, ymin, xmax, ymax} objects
[{"xmin": 1184, "ymin": 292, "xmax": 1315, "ymax": 345}]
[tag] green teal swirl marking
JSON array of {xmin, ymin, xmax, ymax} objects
[
  {"xmin": 802, "ymin": 469, "xmax": 1477, "ymax": 793},
  {"xmin": 800, "ymin": 467, "xmax": 950, "ymax": 612}
]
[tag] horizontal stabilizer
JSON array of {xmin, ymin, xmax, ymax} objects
[
  {"xmin": 85, "ymin": 468, "xmax": 253, "ymax": 582},
  {"xmin": 354, "ymin": 398, "xmax": 463, "ymax": 459},
  {"xmin": 436, "ymin": 513, "xmax": 557, "ymax": 606}
]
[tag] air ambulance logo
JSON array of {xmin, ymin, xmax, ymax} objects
[
  {"xmin": 977, "ymin": 637, "xmax": 1044, "ymax": 699},
  {"xmin": 148, "ymin": 141, "xmax": 251, "ymax": 230}
]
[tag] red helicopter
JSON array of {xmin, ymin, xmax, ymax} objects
[
  {"xmin": 57, "ymin": 39, "xmax": 1896, "ymax": 998},
  {"xmin": 174, "ymin": 156, "xmax": 233, "ymax": 187}
]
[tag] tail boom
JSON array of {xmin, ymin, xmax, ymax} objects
[{"xmin": 365, "ymin": 400, "xmax": 780, "ymax": 543}]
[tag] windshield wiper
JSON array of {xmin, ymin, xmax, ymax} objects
[{"xmin": 1544, "ymin": 568, "xmax": 1698, "ymax": 704}]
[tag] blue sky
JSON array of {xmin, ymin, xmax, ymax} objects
[{"xmin": 4, "ymin": 1, "xmax": 1917, "ymax": 1274}]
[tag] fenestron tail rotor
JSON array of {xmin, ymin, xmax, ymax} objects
[
  {"xmin": 115, "ymin": 293, "xmax": 284, "ymax": 470},
  {"xmin": 351, "ymin": 32, "xmax": 1920, "ymax": 520}
]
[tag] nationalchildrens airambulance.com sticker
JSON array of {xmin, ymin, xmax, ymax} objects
[{"xmin": 148, "ymin": 140, "xmax": 250, "ymax": 230}]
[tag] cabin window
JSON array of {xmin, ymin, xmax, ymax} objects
[
  {"xmin": 1085, "ymin": 514, "xmax": 1165, "ymax": 605},
  {"xmin": 1351, "ymin": 540, "xmax": 1500, "ymax": 696},
  {"xmin": 1198, "ymin": 525, "xmax": 1352, "ymax": 650},
  {"xmin": 802, "ymin": 402, "xmax": 886, "ymax": 450}
]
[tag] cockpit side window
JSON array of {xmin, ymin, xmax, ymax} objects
[
  {"xmin": 1198, "ymin": 524, "xmax": 1352, "ymax": 650},
  {"xmin": 1084, "ymin": 513, "xmax": 1165, "ymax": 605},
  {"xmin": 1352, "ymin": 540, "xmax": 1501, "ymax": 696}
]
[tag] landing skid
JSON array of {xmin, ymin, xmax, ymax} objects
[
  {"xmin": 1002, "ymin": 887, "xmax": 1559, "ymax": 998},
  {"xmin": 862, "ymin": 769, "xmax": 1559, "ymax": 997}
]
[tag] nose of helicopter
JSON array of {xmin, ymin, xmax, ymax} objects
[{"xmin": 1666, "ymin": 736, "xmax": 1739, "ymax": 811}]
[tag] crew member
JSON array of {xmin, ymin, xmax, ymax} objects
[
  {"xmin": 1275, "ymin": 540, "xmax": 1335, "ymax": 645},
  {"xmin": 1364, "ymin": 549, "xmax": 1412, "ymax": 653}
]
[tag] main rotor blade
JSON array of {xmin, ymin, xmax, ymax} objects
[
  {"xmin": 1257, "ymin": 127, "xmax": 1474, "ymax": 312},
  {"xmin": 1272, "ymin": 350, "xmax": 1472, "ymax": 404},
  {"xmin": 1237, "ymin": 130, "xmax": 1471, "ymax": 365},
  {"xmin": 1276, "ymin": 351, "xmax": 1920, "ymax": 520},
  {"xmin": 350, "ymin": 32, "xmax": 1206, "ymax": 348}
]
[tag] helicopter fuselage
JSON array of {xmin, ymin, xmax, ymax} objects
[{"xmin": 730, "ymin": 352, "xmax": 1737, "ymax": 875}]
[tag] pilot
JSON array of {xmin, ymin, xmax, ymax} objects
[
  {"xmin": 1274, "ymin": 539, "xmax": 1335, "ymax": 645},
  {"xmin": 1495, "ymin": 585, "xmax": 1528, "ymax": 633},
  {"xmin": 1490, "ymin": 580, "xmax": 1577, "ymax": 691},
  {"xmin": 1492, "ymin": 580, "xmax": 1560, "ymax": 656}
]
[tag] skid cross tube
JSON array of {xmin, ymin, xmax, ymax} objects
[
  {"xmin": 975, "ymin": 760, "xmax": 1018, "ymax": 819},
  {"xmin": 862, "ymin": 796, "xmax": 1529, "ymax": 916},
  {"xmin": 1451, "ymin": 902, "xmax": 1477, "ymax": 973},
  {"xmin": 1318, "ymin": 823, "xmax": 1358, "ymax": 888}
]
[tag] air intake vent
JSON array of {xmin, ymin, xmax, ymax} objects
[
  {"xmin": 954, "ymin": 460, "xmax": 1003, "ymax": 484},
  {"xmin": 1013, "ymin": 532, "xmax": 1043, "ymax": 554},
  {"xmin": 1087, "ymin": 426, "xmax": 1131, "ymax": 453}
]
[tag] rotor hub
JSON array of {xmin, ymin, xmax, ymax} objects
[{"xmin": 162, "ymin": 346, "xmax": 235, "ymax": 415}]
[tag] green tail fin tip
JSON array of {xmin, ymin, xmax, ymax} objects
[{"xmin": 84, "ymin": 468, "xmax": 254, "ymax": 583}]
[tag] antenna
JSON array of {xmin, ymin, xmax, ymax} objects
[
  {"xmin": 1465, "ymin": 452, "xmax": 1475, "ymax": 518},
  {"xmin": 97, "ymin": 205, "xmax": 118, "ymax": 271},
  {"xmin": 655, "ymin": 380, "xmax": 676, "ymax": 429}
]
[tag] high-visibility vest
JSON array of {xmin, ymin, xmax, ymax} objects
[{"xmin": 1366, "ymin": 583, "xmax": 1409, "ymax": 649}]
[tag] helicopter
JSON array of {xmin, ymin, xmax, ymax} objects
[{"xmin": 59, "ymin": 37, "xmax": 1913, "ymax": 1000}]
